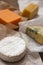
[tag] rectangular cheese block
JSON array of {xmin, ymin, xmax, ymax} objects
[
  {"xmin": 26, "ymin": 26, "xmax": 43, "ymax": 45},
  {"xmin": 0, "ymin": 9, "xmax": 21, "ymax": 25},
  {"xmin": 22, "ymin": 3, "xmax": 39, "ymax": 19}
]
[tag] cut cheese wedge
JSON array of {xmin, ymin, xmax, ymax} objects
[
  {"xmin": 0, "ymin": 9, "xmax": 21, "ymax": 25},
  {"xmin": 26, "ymin": 26, "xmax": 43, "ymax": 45},
  {"xmin": 22, "ymin": 3, "xmax": 39, "ymax": 19},
  {"xmin": 0, "ymin": 36, "xmax": 26, "ymax": 62}
]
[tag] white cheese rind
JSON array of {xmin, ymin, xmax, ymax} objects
[{"xmin": 0, "ymin": 36, "xmax": 26, "ymax": 62}]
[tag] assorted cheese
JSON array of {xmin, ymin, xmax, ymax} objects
[
  {"xmin": 0, "ymin": 1, "xmax": 43, "ymax": 62},
  {"xmin": 0, "ymin": 9, "xmax": 21, "ymax": 25},
  {"xmin": 22, "ymin": 3, "xmax": 39, "ymax": 19},
  {"xmin": 0, "ymin": 36, "xmax": 26, "ymax": 62},
  {"xmin": 26, "ymin": 26, "xmax": 43, "ymax": 45}
]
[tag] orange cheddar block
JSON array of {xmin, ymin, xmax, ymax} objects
[{"xmin": 0, "ymin": 9, "xmax": 21, "ymax": 25}]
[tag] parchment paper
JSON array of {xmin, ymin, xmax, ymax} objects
[{"xmin": 18, "ymin": 0, "xmax": 43, "ymax": 52}]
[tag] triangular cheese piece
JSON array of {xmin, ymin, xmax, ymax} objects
[{"xmin": 26, "ymin": 26, "xmax": 43, "ymax": 45}]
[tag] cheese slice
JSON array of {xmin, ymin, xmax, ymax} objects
[
  {"xmin": 26, "ymin": 26, "xmax": 43, "ymax": 45},
  {"xmin": 0, "ymin": 36, "xmax": 26, "ymax": 62},
  {"xmin": 0, "ymin": 9, "xmax": 21, "ymax": 25},
  {"xmin": 22, "ymin": 3, "xmax": 39, "ymax": 19}
]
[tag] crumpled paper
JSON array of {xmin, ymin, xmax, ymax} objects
[
  {"xmin": 18, "ymin": 0, "xmax": 43, "ymax": 12},
  {"xmin": 18, "ymin": 0, "xmax": 43, "ymax": 52},
  {"xmin": 0, "ymin": 1, "xmax": 18, "ymax": 10},
  {"xmin": 0, "ymin": 24, "xmax": 7, "ymax": 40},
  {"xmin": 19, "ymin": 17, "xmax": 43, "ymax": 52},
  {"xmin": 18, "ymin": 0, "xmax": 39, "ymax": 12},
  {"xmin": 18, "ymin": 0, "xmax": 43, "ymax": 17}
]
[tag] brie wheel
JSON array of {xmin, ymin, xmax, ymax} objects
[{"xmin": 0, "ymin": 36, "xmax": 26, "ymax": 62}]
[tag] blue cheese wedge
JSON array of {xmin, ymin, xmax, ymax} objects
[
  {"xmin": 0, "ymin": 36, "xmax": 26, "ymax": 62},
  {"xmin": 26, "ymin": 26, "xmax": 43, "ymax": 45}
]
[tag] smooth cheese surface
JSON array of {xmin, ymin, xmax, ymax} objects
[
  {"xmin": 22, "ymin": 3, "xmax": 39, "ymax": 19},
  {"xmin": 0, "ymin": 36, "xmax": 26, "ymax": 62},
  {"xmin": 26, "ymin": 26, "xmax": 43, "ymax": 45},
  {"xmin": 0, "ymin": 9, "xmax": 21, "ymax": 25},
  {"xmin": 26, "ymin": 3, "xmax": 38, "ymax": 12}
]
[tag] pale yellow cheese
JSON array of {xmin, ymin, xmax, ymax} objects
[
  {"xmin": 26, "ymin": 26, "xmax": 43, "ymax": 45},
  {"xmin": 22, "ymin": 3, "xmax": 39, "ymax": 19}
]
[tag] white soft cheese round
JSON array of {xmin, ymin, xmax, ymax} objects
[{"xmin": 0, "ymin": 36, "xmax": 26, "ymax": 62}]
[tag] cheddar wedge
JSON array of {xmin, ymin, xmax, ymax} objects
[
  {"xmin": 0, "ymin": 9, "xmax": 21, "ymax": 25},
  {"xmin": 26, "ymin": 26, "xmax": 43, "ymax": 45},
  {"xmin": 22, "ymin": 3, "xmax": 39, "ymax": 19}
]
